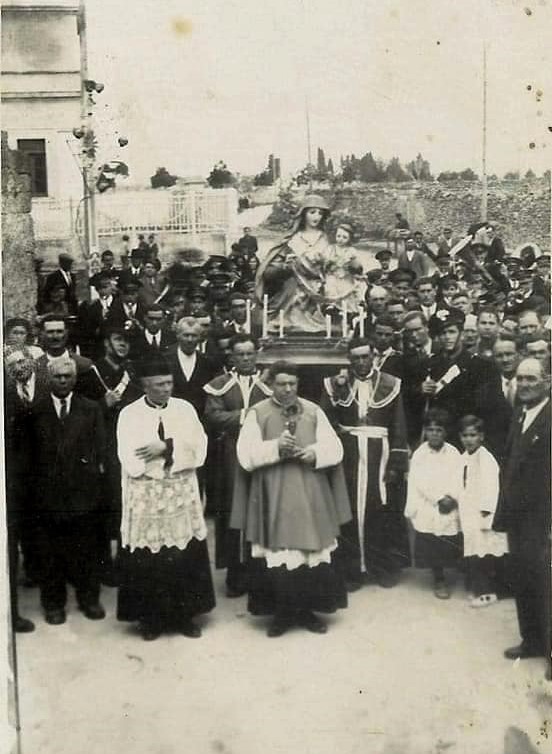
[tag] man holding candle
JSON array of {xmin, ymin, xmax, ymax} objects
[{"xmin": 321, "ymin": 338, "xmax": 410, "ymax": 591}]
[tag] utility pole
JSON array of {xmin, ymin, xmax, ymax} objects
[
  {"xmin": 305, "ymin": 92, "xmax": 312, "ymax": 167},
  {"xmin": 77, "ymin": 0, "xmax": 98, "ymax": 259},
  {"xmin": 481, "ymin": 42, "xmax": 488, "ymax": 222}
]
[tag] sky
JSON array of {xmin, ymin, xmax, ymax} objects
[{"xmin": 86, "ymin": 0, "xmax": 552, "ymax": 185}]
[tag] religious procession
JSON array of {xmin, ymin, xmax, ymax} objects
[{"xmin": 5, "ymin": 194, "xmax": 551, "ymax": 676}]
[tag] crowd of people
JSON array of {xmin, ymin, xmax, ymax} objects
[{"xmin": 3, "ymin": 216, "xmax": 551, "ymax": 670}]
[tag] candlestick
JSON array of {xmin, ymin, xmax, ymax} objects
[
  {"xmin": 262, "ymin": 294, "xmax": 268, "ymax": 338},
  {"xmin": 278, "ymin": 309, "xmax": 285, "ymax": 339},
  {"xmin": 341, "ymin": 302, "xmax": 348, "ymax": 338},
  {"xmin": 245, "ymin": 299, "xmax": 252, "ymax": 334},
  {"xmin": 325, "ymin": 313, "xmax": 332, "ymax": 338}
]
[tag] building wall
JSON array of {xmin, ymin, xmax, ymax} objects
[
  {"xmin": 267, "ymin": 179, "xmax": 551, "ymax": 251},
  {"xmin": 1, "ymin": 5, "xmax": 82, "ymax": 200},
  {"xmin": 1, "ymin": 132, "xmax": 38, "ymax": 319}
]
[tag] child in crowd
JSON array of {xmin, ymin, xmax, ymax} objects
[
  {"xmin": 404, "ymin": 409, "xmax": 462, "ymax": 599},
  {"xmin": 457, "ymin": 415, "xmax": 509, "ymax": 607}
]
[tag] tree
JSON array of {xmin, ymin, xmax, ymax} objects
[
  {"xmin": 406, "ymin": 153, "xmax": 433, "ymax": 181},
  {"xmin": 385, "ymin": 157, "xmax": 411, "ymax": 182},
  {"xmin": 341, "ymin": 155, "xmax": 358, "ymax": 183},
  {"xmin": 327, "ymin": 158, "xmax": 334, "ymax": 175},
  {"xmin": 437, "ymin": 168, "xmax": 478, "ymax": 182},
  {"xmin": 150, "ymin": 166, "xmax": 177, "ymax": 189},
  {"xmin": 503, "ymin": 170, "xmax": 520, "ymax": 180},
  {"xmin": 207, "ymin": 161, "xmax": 236, "ymax": 188},
  {"xmin": 317, "ymin": 147, "xmax": 327, "ymax": 174},
  {"xmin": 358, "ymin": 152, "xmax": 383, "ymax": 183},
  {"xmin": 524, "ymin": 168, "xmax": 536, "ymax": 180}
]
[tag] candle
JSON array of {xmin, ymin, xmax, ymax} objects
[
  {"xmin": 245, "ymin": 299, "xmax": 252, "ymax": 334},
  {"xmin": 359, "ymin": 310, "xmax": 365, "ymax": 338},
  {"xmin": 278, "ymin": 309, "xmax": 285, "ymax": 339},
  {"xmin": 325, "ymin": 313, "xmax": 332, "ymax": 338},
  {"xmin": 341, "ymin": 302, "xmax": 348, "ymax": 338},
  {"xmin": 262, "ymin": 294, "xmax": 268, "ymax": 338}
]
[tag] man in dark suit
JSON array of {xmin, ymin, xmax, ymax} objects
[
  {"xmin": 27, "ymin": 356, "xmax": 107, "ymax": 625},
  {"xmin": 165, "ymin": 316, "xmax": 216, "ymax": 418},
  {"xmin": 399, "ymin": 312, "xmax": 433, "ymax": 447},
  {"xmin": 488, "ymin": 334, "xmax": 519, "ymax": 462},
  {"xmin": 93, "ymin": 325, "xmax": 143, "ymax": 585},
  {"xmin": 495, "ymin": 358, "xmax": 551, "ymax": 662},
  {"xmin": 43, "ymin": 253, "xmax": 78, "ymax": 315},
  {"xmin": 130, "ymin": 303, "xmax": 176, "ymax": 361},
  {"xmin": 77, "ymin": 273, "xmax": 118, "ymax": 360},
  {"xmin": 36, "ymin": 314, "xmax": 104, "ymax": 400},
  {"xmin": 397, "ymin": 237, "xmax": 431, "ymax": 281},
  {"xmin": 4, "ymin": 347, "xmax": 51, "ymax": 631},
  {"xmin": 106, "ymin": 278, "xmax": 147, "ymax": 330}
]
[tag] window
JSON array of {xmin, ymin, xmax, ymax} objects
[{"xmin": 17, "ymin": 139, "xmax": 48, "ymax": 197}]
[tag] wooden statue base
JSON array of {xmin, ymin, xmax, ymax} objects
[
  {"xmin": 258, "ymin": 335, "xmax": 348, "ymax": 402},
  {"xmin": 258, "ymin": 335, "xmax": 349, "ymax": 367}
]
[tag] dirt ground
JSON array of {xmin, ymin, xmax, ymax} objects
[{"xmin": 15, "ymin": 524, "xmax": 552, "ymax": 754}]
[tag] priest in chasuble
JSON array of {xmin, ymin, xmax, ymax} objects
[{"xmin": 231, "ymin": 361, "xmax": 351, "ymax": 637}]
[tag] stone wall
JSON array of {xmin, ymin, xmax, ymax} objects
[
  {"xmin": 1, "ymin": 132, "xmax": 37, "ymax": 319},
  {"xmin": 266, "ymin": 179, "xmax": 551, "ymax": 251}
]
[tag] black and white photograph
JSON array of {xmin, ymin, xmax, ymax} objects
[{"xmin": 1, "ymin": 1, "xmax": 551, "ymax": 752}]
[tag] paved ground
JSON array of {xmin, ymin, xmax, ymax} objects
[{"xmin": 15, "ymin": 524, "xmax": 552, "ymax": 754}]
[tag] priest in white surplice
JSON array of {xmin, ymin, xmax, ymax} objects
[{"xmin": 116, "ymin": 358, "xmax": 215, "ymax": 641}]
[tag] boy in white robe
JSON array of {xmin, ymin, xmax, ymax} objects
[{"xmin": 458, "ymin": 415, "xmax": 508, "ymax": 607}]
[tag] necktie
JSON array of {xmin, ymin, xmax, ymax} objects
[
  {"xmin": 463, "ymin": 464, "xmax": 468, "ymax": 488},
  {"xmin": 21, "ymin": 383, "xmax": 32, "ymax": 404},
  {"xmin": 59, "ymin": 399, "xmax": 68, "ymax": 420},
  {"xmin": 157, "ymin": 416, "xmax": 165, "ymax": 441},
  {"xmin": 506, "ymin": 379, "xmax": 516, "ymax": 406}
]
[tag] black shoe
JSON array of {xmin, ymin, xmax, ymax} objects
[
  {"xmin": 376, "ymin": 571, "xmax": 401, "ymax": 589},
  {"xmin": 80, "ymin": 603, "xmax": 106, "ymax": 620},
  {"xmin": 504, "ymin": 643, "xmax": 544, "ymax": 660},
  {"xmin": 345, "ymin": 579, "xmax": 362, "ymax": 593},
  {"xmin": 140, "ymin": 623, "xmax": 161, "ymax": 641},
  {"xmin": 14, "ymin": 616, "xmax": 35, "ymax": 633},
  {"xmin": 45, "ymin": 609, "xmax": 66, "ymax": 625},
  {"xmin": 100, "ymin": 570, "xmax": 119, "ymax": 588},
  {"xmin": 181, "ymin": 620, "xmax": 202, "ymax": 638},
  {"xmin": 226, "ymin": 586, "xmax": 246, "ymax": 599},
  {"xmin": 267, "ymin": 614, "xmax": 293, "ymax": 638},
  {"xmin": 297, "ymin": 611, "xmax": 327, "ymax": 634}
]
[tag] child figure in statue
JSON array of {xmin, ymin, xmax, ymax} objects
[
  {"xmin": 256, "ymin": 196, "xmax": 365, "ymax": 334},
  {"xmin": 323, "ymin": 223, "xmax": 366, "ymax": 310}
]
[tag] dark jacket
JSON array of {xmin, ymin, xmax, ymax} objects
[
  {"xmin": 494, "ymin": 401, "xmax": 551, "ymax": 532},
  {"xmin": 43, "ymin": 269, "xmax": 79, "ymax": 314},
  {"xmin": 130, "ymin": 328, "xmax": 176, "ymax": 361},
  {"xmin": 165, "ymin": 346, "xmax": 217, "ymax": 417},
  {"xmin": 35, "ymin": 352, "xmax": 105, "ymax": 401},
  {"xmin": 28, "ymin": 394, "xmax": 106, "ymax": 518}
]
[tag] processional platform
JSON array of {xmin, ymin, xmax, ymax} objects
[
  {"xmin": 258, "ymin": 334, "xmax": 349, "ymax": 367},
  {"xmin": 257, "ymin": 334, "xmax": 349, "ymax": 401}
]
